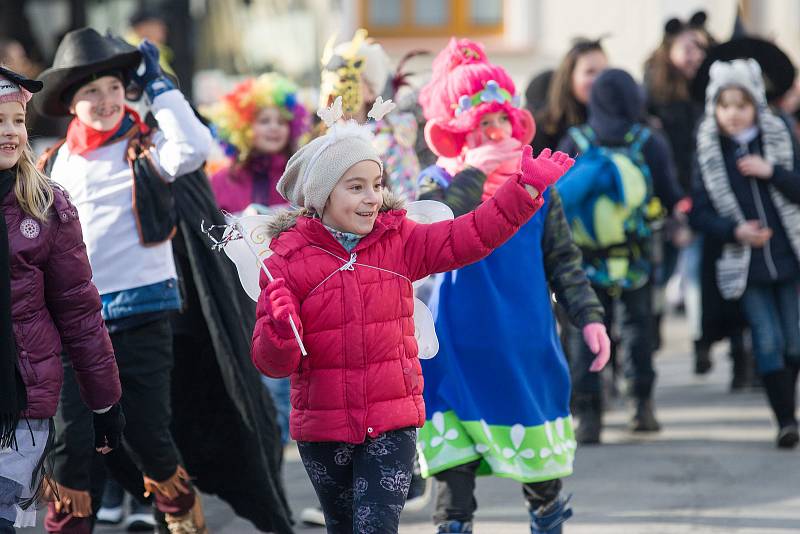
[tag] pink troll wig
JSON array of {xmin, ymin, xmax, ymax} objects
[{"xmin": 419, "ymin": 38, "xmax": 535, "ymax": 157}]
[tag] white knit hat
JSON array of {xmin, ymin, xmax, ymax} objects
[
  {"xmin": 276, "ymin": 96, "xmax": 394, "ymax": 213},
  {"xmin": 705, "ymin": 58, "xmax": 768, "ymax": 115}
]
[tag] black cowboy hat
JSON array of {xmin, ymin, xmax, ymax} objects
[
  {"xmin": 691, "ymin": 37, "xmax": 796, "ymax": 104},
  {"xmin": 0, "ymin": 66, "xmax": 43, "ymax": 94},
  {"xmin": 34, "ymin": 27, "xmax": 141, "ymax": 116}
]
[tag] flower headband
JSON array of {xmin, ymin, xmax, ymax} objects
[{"xmin": 454, "ymin": 80, "xmax": 522, "ymax": 116}]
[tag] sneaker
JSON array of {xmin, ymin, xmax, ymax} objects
[
  {"xmin": 404, "ymin": 472, "xmax": 432, "ymax": 512},
  {"xmin": 125, "ymin": 499, "xmax": 156, "ymax": 532},
  {"xmin": 96, "ymin": 504, "xmax": 124, "ymax": 525},
  {"xmin": 96, "ymin": 479, "xmax": 125, "ymax": 525},
  {"xmin": 299, "ymin": 506, "xmax": 326, "ymax": 527},
  {"xmin": 530, "ymin": 495, "xmax": 573, "ymax": 534},
  {"xmin": 436, "ymin": 520, "xmax": 472, "ymax": 533},
  {"xmin": 777, "ymin": 425, "xmax": 799, "ymax": 449}
]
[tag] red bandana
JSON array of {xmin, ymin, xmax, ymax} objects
[{"xmin": 66, "ymin": 106, "xmax": 149, "ymax": 156}]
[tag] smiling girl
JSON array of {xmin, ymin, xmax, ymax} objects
[
  {"xmin": 250, "ymin": 104, "xmax": 573, "ymax": 533},
  {"xmin": 0, "ymin": 66, "xmax": 123, "ymax": 532},
  {"xmin": 205, "ymin": 73, "xmax": 309, "ymax": 216}
]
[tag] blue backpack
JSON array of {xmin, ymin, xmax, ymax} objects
[{"xmin": 556, "ymin": 124, "xmax": 662, "ymax": 287}]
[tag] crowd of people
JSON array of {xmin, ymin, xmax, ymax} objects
[{"xmin": 1, "ymin": 7, "xmax": 799, "ymax": 534}]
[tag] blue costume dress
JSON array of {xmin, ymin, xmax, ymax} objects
[{"xmin": 419, "ymin": 187, "xmax": 576, "ymax": 482}]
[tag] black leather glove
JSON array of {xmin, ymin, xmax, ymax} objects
[{"xmin": 93, "ymin": 403, "xmax": 125, "ymax": 452}]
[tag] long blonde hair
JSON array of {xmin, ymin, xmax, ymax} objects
[{"xmin": 14, "ymin": 144, "xmax": 53, "ymax": 222}]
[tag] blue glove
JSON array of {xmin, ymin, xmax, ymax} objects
[{"xmin": 130, "ymin": 39, "xmax": 175, "ymax": 103}]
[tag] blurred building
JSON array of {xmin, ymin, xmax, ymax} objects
[{"xmin": 2, "ymin": 0, "xmax": 799, "ymax": 107}]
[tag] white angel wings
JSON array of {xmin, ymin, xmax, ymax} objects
[{"xmin": 216, "ymin": 200, "xmax": 454, "ymax": 359}]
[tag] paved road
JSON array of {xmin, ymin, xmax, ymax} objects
[{"xmin": 41, "ymin": 314, "xmax": 800, "ymax": 533}]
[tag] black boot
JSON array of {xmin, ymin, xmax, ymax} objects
[
  {"xmin": 694, "ymin": 340, "xmax": 712, "ymax": 375},
  {"xmin": 761, "ymin": 369, "xmax": 799, "ymax": 449},
  {"xmin": 729, "ymin": 335, "xmax": 753, "ymax": 391},
  {"xmin": 573, "ymin": 393, "xmax": 602, "ymax": 444},
  {"xmin": 631, "ymin": 398, "xmax": 661, "ymax": 432}
]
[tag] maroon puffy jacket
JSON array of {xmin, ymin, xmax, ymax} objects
[
  {"xmin": 251, "ymin": 177, "xmax": 542, "ymax": 443},
  {"xmin": 3, "ymin": 186, "xmax": 120, "ymax": 419}
]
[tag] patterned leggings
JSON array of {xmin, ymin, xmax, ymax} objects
[{"xmin": 297, "ymin": 427, "xmax": 417, "ymax": 534}]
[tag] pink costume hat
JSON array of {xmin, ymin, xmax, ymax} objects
[{"xmin": 418, "ymin": 38, "xmax": 535, "ymax": 157}]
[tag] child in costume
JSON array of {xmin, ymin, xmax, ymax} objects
[
  {"xmin": 319, "ymin": 29, "xmax": 421, "ymax": 201},
  {"xmin": 34, "ymin": 28, "xmax": 295, "ymax": 534},
  {"xmin": 0, "ymin": 66, "xmax": 123, "ymax": 532},
  {"xmin": 690, "ymin": 59, "xmax": 800, "ymax": 448},
  {"xmin": 557, "ymin": 69, "xmax": 684, "ymax": 444},
  {"xmin": 415, "ymin": 38, "xmax": 609, "ymax": 534},
  {"xmin": 33, "ymin": 27, "xmax": 213, "ymax": 532},
  {"xmin": 205, "ymin": 73, "xmax": 309, "ymax": 216},
  {"xmin": 251, "ymin": 95, "xmax": 573, "ymax": 533}
]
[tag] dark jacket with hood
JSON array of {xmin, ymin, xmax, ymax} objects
[{"xmin": 558, "ymin": 68, "xmax": 685, "ymax": 211}]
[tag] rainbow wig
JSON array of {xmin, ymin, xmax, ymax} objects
[
  {"xmin": 419, "ymin": 38, "xmax": 530, "ymax": 148},
  {"xmin": 204, "ymin": 73, "xmax": 309, "ymax": 161}
]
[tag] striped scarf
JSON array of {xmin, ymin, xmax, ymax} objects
[{"xmin": 696, "ymin": 110, "xmax": 800, "ymax": 299}]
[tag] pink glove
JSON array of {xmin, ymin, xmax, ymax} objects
[
  {"xmin": 519, "ymin": 145, "xmax": 575, "ymax": 194},
  {"xmin": 463, "ymin": 138, "xmax": 522, "ymax": 176},
  {"xmin": 583, "ymin": 323, "xmax": 611, "ymax": 372},
  {"xmin": 259, "ymin": 278, "xmax": 301, "ymax": 339}
]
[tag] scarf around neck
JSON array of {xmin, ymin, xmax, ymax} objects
[
  {"xmin": 697, "ymin": 110, "xmax": 800, "ymax": 299},
  {"xmin": 66, "ymin": 106, "xmax": 149, "ymax": 156},
  {"xmin": 0, "ymin": 166, "xmax": 27, "ymax": 449}
]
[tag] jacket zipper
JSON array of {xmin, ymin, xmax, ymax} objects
[{"xmin": 749, "ymin": 178, "xmax": 779, "ymax": 280}]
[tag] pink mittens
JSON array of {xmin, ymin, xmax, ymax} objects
[
  {"xmin": 582, "ymin": 322, "xmax": 611, "ymax": 373},
  {"xmin": 518, "ymin": 145, "xmax": 574, "ymax": 194},
  {"xmin": 260, "ymin": 278, "xmax": 302, "ymax": 339}
]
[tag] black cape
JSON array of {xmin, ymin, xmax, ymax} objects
[{"xmin": 170, "ymin": 170, "xmax": 293, "ymax": 533}]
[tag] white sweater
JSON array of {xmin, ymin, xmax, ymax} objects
[{"xmin": 52, "ymin": 90, "xmax": 213, "ymax": 295}]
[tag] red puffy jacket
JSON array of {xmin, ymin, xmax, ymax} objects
[{"xmin": 251, "ymin": 176, "xmax": 541, "ymax": 443}]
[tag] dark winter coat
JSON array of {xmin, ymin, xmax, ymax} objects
[
  {"xmin": 3, "ymin": 186, "xmax": 119, "ymax": 419},
  {"xmin": 689, "ymin": 133, "xmax": 800, "ymax": 284}
]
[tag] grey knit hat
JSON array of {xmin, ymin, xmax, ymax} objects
[
  {"xmin": 705, "ymin": 58, "xmax": 768, "ymax": 115},
  {"xmin": 276, "ymin": 120, "xmax": 383, "ymax": 213}
]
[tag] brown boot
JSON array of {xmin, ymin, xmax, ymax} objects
[{"xmin": 164, "ymin": 493, "xmax": 208, "ymax": 534}]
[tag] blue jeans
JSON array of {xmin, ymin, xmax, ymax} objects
[
  {"xmin": 262, "ymin": 377, "xmax": 290, "ymax": 445},
  {"xmin": 741, "ymin": 282, "xmax": 800, "ymax": 375}
]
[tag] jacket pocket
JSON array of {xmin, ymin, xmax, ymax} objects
[
  {"xmin": 12, "ymin": 323, "xmax": 38, "ymax": 384},
  {"xmin": 401, "ymin": 357, "xmax": 420, "ymax": 396}
]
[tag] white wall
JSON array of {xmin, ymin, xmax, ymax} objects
[{"xmin": 371, "ymin": 0, "xmax": 800, "ymax": 100}]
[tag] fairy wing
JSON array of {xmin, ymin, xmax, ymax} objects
[
  {"xmin": 223, "ymin": 215, "xmax": 273, "ymax": 301},
  {"xmin": 405, "ymin": 200, "xmax": 454, "ymax": 289},
  {"xmin": 414, "ymin": 297, "xmax": 439, "ymax": 359},
  {"xmin": 405, "ymin": 200, "xmax": 453, "ymax": 360}
]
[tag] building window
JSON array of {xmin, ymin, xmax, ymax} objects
[{"xmin": 362, "ymin": 0, "xmax": 504, "ymax": 37}]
